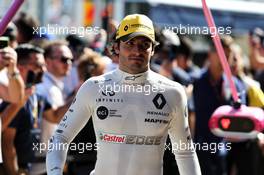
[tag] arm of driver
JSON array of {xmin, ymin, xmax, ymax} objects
[
  {"xmin": 168, "ymin": 86, "xmax": 201, "ymax": 175},
  {"xmin": 46, "ymin": 80, "xmax": 94, "ymax": 175}
]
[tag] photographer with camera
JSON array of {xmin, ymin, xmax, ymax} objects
[
  {"xmin": 0, "ymin": 43, "xmax": 73, "ymax": 175},
  {"xmin": 0, "ymin": 36, "xmax": 24, "ymax": 104},
  {"xmin": 0, "ymin": 37, "xmax": 24, "ymax": 170},
  {"xmin": 0, "ymin": 43, "xmax": 68, "ymax": 175},
  {"xmin": 0, "ymin": 44, "xmax": 47, "ymax": 175}
]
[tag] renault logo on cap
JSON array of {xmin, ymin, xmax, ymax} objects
[
  {"xmin": 124, "ymin": 25, "xmax": 129, "ymax": 31},
  {"xmin": 153, "ymin": 93, "xmax": 166, "ymax": 110}
]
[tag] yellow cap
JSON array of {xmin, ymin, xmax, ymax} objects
[{"xmin": 116, "ymin": 14, "xmax": 156, "ymax": 43}]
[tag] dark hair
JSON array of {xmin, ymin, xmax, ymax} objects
[
  {"xmin": 207, "ymin": 35, "xmax": 234, "ymax": 51},
  {"xmin": 250, "ymin": 27, "xmax": 264, "ymax": 48},
  {"xmin": 77, "ymin": 51, "xmax": 102, "ymax": 81},
  {"xmin": 2, "ymin": 22, "xmax": 17, "ymax": 41},
  {"xmin": 66, "ymin": 34, "xmax": 87, "ymax": 49},
  {"xmin": 14, "ymin": 12, "xmax": 39, "ymax": 42},
  {"xmin": 174, "ymin": 37, "xmax": 192, "ymax": 59},
  {"xmin": 15, "ymin": 44, "xmax": 44, "ymax": 65},
  {"xmin": 44, "ymin": 40, "xmax": 68, "ymax": 59},
  {"xmin": 66, "ymin": 35, "xmax": 87, "ymax": 59},
  {"xmin": 110, "ymin": 29, "xmax": 157, "ymax": 51}
]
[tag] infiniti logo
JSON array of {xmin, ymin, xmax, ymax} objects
[{"xmin": 102, "ymin": 90, "xmax": 115, "ymax": 96}]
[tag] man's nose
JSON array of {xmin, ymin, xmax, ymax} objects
[
  {"xmin": 130, "ymin": 44, "xmax": 142, "ymax": 54},
  {"xmin": 39, "ymin": 64, "xmax": 47, "ymax": 72},
  {"xmin": 233, "ymin": 57, "xmax": 238, "ymax": 63}
]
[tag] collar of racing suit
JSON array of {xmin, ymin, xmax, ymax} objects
[{"xmin": 114, "ymin": 68, "xmax": 151, "ymax": 85}]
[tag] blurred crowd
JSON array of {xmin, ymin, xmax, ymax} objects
[{"xmin": 0, "ymin": 12, "xmax": 263, "ymax": 175}]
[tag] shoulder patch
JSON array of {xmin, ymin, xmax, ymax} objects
[{"xmin": 93, "ymin": 78, "xmax": 112, "ymax": 84}]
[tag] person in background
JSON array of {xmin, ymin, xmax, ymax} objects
[
  {"xmin": 90, "ymin": 29, "xmax": 113, "ymax": 73},
  {"xmin": 1, "ymin": 44, "xmax": 47, "ymax": 175},
  {"xmin": 249, "ymin": 28, "xmax": 264, "ymax": 92},
  {"xmin": 0, "ymin": 40, "xmax": 24, "ymax": 173},
  {"xmin": 2, "ymin": 22, "xmax": 18, "ymax": 48},
  {"xmin": 104, "ymin": 31, "xmax": 119, "ymax": 73},
  {"xmin": 163, "ymin": 36, "xmax": 202, "ymax": 175},
  {"xmin": 249, "ymin": 28, "xmax": 264, "ymax": 70},
  {"xmin": 228, "ymin": 43, "xmax": 264, "ymax": 107},
  {"xmin": 171, "ymin": 37, "xmax": 201, "ymax": 87},
  {"xmin": 227, "ymin": 42, "xmax": 264, "ymax": 175},
  {"xmin": 14, "ymin": 12, "xmax": 39, "ymax": 44},
  {"xmin": 67, "ymin": 51, "xmax": 106, "ymax": 175},
  {"xmin": 151, "ymin": 28, "xmax": 179, "ymax": 74},
  {"xmin": 104, "ymin": 19, "xmax": 119, "ymax": 73},
  {"xmin": 0, "ymin": 42, "xmax": 24, "ymax": 103},
  {"xmin": 193, "ymin": 36, "xmax": 247, "ymax": 175},
  {"xmin": 33, "ymin": 41, "xmax": 75, "ymax": 174},
  {"xmin": 63, "ymin": 35, "xmax": 87, "ymax": 97}
]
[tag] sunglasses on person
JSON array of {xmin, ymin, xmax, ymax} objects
[{"xmin": 59, "ymin": 56, "xmax": 73, "ymax": 64}]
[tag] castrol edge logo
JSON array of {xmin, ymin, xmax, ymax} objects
[
  {"xmin": 100, "ymin": 133, "xmax": 126, "ymax": 144},
  {"xmin": 99, "ymin": 132, "xmax": 162, "ymax": 145}
]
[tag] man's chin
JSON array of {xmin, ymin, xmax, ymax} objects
[
  {"xmin": 129, "ymin": 59, "xmax": 144, "ymax": 63},
  {"xmin": 129, "ymin": 62, "xmax": 144, "ymax": 69},
  {"xmin": 60, "ymin": 72, "xmax": 68, "ymax": 77},
  {"xmin": 128, "ymin": 59, "xmax": 145, "ymax": 67}
]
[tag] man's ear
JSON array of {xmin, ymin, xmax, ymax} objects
[
  {"xmin": 150, "ymin": 45, "xmax": 155, "ymax": 56},
  {"xmin": 150, "ymin": 50, "xmax": 155, "ymax": 57},
  {"xmin": 113, "ymin": 42, "xmax": 120, "ymax": 55},
  {"xmin": 45, "ymin": 57, "xmax": 53, "ymax": 66}
]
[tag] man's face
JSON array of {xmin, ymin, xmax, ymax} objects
[
  {"xmin": 24, "ymin": 53, "xmax": 46, "ymax": 85},
  {"xmin": 116, "ymin": 36, "xmax": 154, "ymax": 74},
  {"xmin": 27, "ymin": 53, "xmax": 46, "ymax": 73},
  {"xmin": 48, "ymin": 45, "xmax": 73, "ymax": 78},
  {"xmin": 228, "ymin": 49, "xmax": 243, "ymax": 76},
  {"xmin": 176, "ymin": 54, "xmax": 189, "ymax": 70}
]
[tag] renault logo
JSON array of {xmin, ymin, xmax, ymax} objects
[{"xmin": 152, "ymin": 93, "xmax": 166, "ymax": 110}]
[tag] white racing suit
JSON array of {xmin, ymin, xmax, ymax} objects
[{"xmin": 46, "ymin": 68, "xmax": 201, "ymax": 175}]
